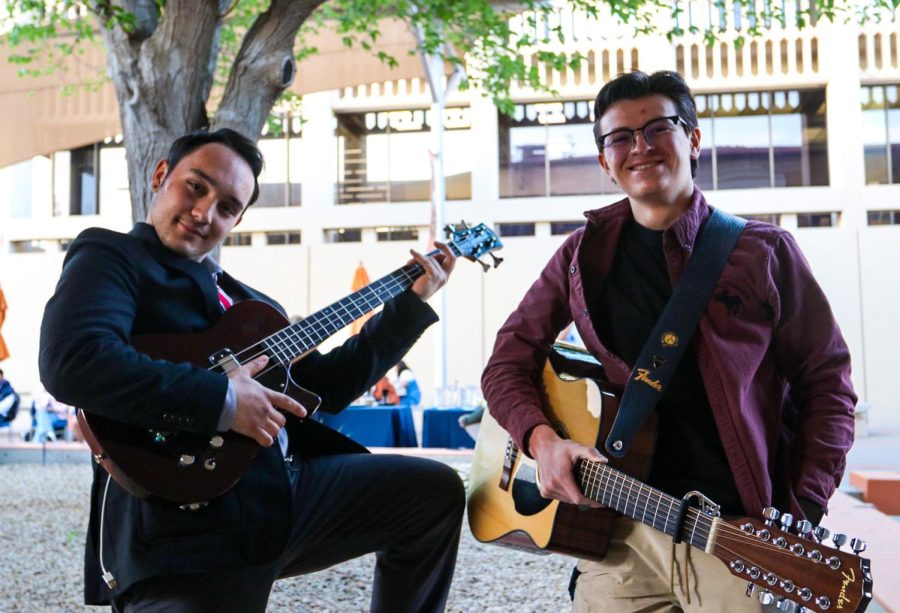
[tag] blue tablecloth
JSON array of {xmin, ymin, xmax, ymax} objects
[
  {"xmin": 312, "ymin": 405, "xmax": 417, "ymax": 448},
  {"xmin": 422, "ymin": 407, "xmax": 476, "ymax": 449}
]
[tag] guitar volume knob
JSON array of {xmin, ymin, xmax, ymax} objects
[
  {"xmin": 203, "ymin": 457, "xmax": 217, "ymax": 471},
  {"xmin": 210, "ymin": 435, "xmax": 224, "ymax": 448},
  {"xmin": 178, "ymin": 454, "xmax": 196, "ymax": 467}
]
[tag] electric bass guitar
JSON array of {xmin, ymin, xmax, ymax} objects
[
  {"xmin": 467, "ymin": 345, "xmax": 873, "ymax": 613},
  {"xmin": 79, "ymin": 222, "xmax": 503, "ymax": 505}
]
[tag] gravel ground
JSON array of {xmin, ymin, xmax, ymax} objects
[{"xmin": 0, "ymin": 461, "xmax": 573, "ymax": 613}]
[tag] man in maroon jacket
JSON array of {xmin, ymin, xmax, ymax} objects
[{"xmin": 481, "ymin": 70, "xmax": 856, "ymax": 612}]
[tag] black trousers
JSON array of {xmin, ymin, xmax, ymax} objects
[{"xmin": 112, "ymin": 453, "xmax": 465, "ymax": 613}]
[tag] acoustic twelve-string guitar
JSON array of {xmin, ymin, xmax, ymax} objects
[
  {"xmin": 79, "ymin": 222, "xmax": 503, "ymax": 505},
  {"xmin": 467, "ymin": 345, "xmax": 873, "ymax": 613}
]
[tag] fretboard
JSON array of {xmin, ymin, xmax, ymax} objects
[
  {"xmin": 252, "ymin": 245, "xmax": 459, "ymax": 366},
  {"xmin": 576, "ymin": 459, "xmax": 715, "ymax": 550}
]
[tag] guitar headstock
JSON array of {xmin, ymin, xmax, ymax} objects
[
  {"xmin": 445, "ymin": 221, "xmax": 504, "ymax": 272},
  {"xmin": 711, "ymin": 511, "xmax": 873, "ymax": 612}
]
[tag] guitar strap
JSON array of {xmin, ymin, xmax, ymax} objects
[{"xmin": 604, "ymin": 208, "xmax": 746, "ymax": 458}]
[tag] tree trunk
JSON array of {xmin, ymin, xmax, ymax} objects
[{"xmin": 94, "ymin": 0, "xmax": 326, "ymax": 223}]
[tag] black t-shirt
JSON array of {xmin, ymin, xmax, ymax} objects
[{"xmin": 596, "ymin": 220, "xmax": 745, "ymax": 515}]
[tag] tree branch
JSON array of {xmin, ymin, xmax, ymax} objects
[{"xmin": 215, "ymin": 0, "xmax": 328, "ymax": 136}]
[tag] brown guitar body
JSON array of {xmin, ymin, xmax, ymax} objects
[
  {"xmin": 76, "ymin": 222, "xmax": 506, "ymax": 505},
  {"xmin": 467, "ymin": 349, "xmax": 656, "ymax": 561},
  {"xmin": 78, "ymin": 300, "xmax": 324, "ymax": 505}
]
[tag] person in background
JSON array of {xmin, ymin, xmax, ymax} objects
[
  {"xmin": 372, "ymin": 376, "xmax": 399, "ymax": 405},
  {"xmin": 0, "ymin": 368, "xmax": 19, "ymax": 421},
  {"xmin": 391, "ymin": 360, "xmax": 421, "ymax": 407}
]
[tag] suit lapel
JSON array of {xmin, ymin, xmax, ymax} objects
[{"xmin": 129, "ymin": 223, "xmax": 222, "ymax": 320}]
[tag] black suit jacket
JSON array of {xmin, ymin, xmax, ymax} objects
[{"xmin": 39, "ymin": 223, "xmax": 439, "ymax": 604}]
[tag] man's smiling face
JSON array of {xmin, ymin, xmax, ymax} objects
[
  {"xmin": 597, "ymin": 94, "xmax": 700, "ymax": 213},
  {"xmin": 146, "ymin": 143, "xmax": 255, "ymax": 261}
]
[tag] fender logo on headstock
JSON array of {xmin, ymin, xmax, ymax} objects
[{"xmin": 837, "ymin": 568, "xmax": 856, "ymax": 609}]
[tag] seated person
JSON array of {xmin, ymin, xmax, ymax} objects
[
  {"xmin": 391, "ymin": 360, "xmax": 421, "ymax": 407},
  {"xmin": 372, "ymin": 376, "xmax": 399, "ymax": 405},
  {"xmin": 0, "ymin": 368, "xmax": 18, "ymax": 421}
]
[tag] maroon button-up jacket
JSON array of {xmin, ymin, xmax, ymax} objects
[{"xmin": 481, "ymin": 188, "xmax": 856, "ymax": 519}]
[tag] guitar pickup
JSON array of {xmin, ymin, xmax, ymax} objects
[{"xmin": 209, "ymin": 349, "xmax": 240, "ymax": 373}]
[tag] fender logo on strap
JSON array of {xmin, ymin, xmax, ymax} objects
[{"xmin": 634, "ymin": 368, "xmax": 663, "ymax": 392}]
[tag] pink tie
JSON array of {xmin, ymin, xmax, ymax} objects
[{"xmin": 216, "ymin": 282, "xmax": 233, "ymax": 311}]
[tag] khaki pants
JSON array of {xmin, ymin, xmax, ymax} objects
[{"xmin": 573, "ymin": 518, "xmax": 779, "ymax": 613}]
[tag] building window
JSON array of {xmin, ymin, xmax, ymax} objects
[
  {"xmin": 324, "ymin": 228, "xmax": 363, "ymax": 243},
  {"xmin": 54, "ymin": 144, "xmax": 100, "ymax": 216},
  {"xmin": 797, "ymin": 212, "xmax": 838, "ymax": 228},
  {"xmin": 694, "ymin": 89, "xmax": 829, "ymax": 190},
  {"xmin": 868, "ymin": 210, "xmax": 900, "ymax": 225},
  {"xmin": 223, "ymin": 233, "xmax": 253, "ymax": 246},
  {"xmin": 861, "ymin": 85, "xmax": 900, "ymax": 185},
  {"xmin": 256, "ymin": 115, "xmax": 303, "ymax": 207},
  {"xmin": 265, "ymin": 231, "xmax": 301, "ymax": 245},
  {"xmin": 497, "ymin": 222, "xmax": 536, "ymax": 237},
  {"xmin": 743, "ymin": 213, "xmax": 781, "ymax": 225},
  {"xmin": 550, "ymin": 221, "xmax": 584, "ymax": 235},
  {"xmin": 10, "ymin": 240, "xmax": 47, "ymax": 253},
  {"xmin": 499, "ymin": 101, "xmax": 616, "ymax": 198},
  {"xmin": 376, "ymin": 226, "xmax": 419, "ymax": 242},
  {"xmin": 336, "ymin": 107, "xmax": 472, "ymax": 204},
  {"xmin": 9, "ymin": 159, "xmax": 33, "ymax": 219}
]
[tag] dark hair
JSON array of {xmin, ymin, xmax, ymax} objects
[
  {"xmin": 164, "ymin": 128, "xmax": 264, "ymax": 206},
  {"xmin": 397, "ymin": 360, "xmax": 410, "ymax": 373},
  {"xmin": 593, "ymin": 70, "xmax": 699, "ymax": 177}
]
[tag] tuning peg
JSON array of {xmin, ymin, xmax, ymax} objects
[
  {"xmin": 763, "ymin": 507, "xmax": 781, "ymax": 527},
  {"xmin": 488, "ymin": 253, "xmax": 504, "ymax": 268},
  {"xmin": 812, "ymin": 525, "xmax": 830, "ymax": 543},
  {"xmin": 758, "ymin": 590, "xmax": 776, "ymax": 606},
  {"xmin": 473, "ymin": 257, "xmax": 490, "ymax": 273},
  {"xmin": 795, "ymin": 519, "xmax": 812, "ymax": 538},
  {"xmin": 776, "ymin": 597, "xmax": 799, "ymax": 612},
  {"xmin": 779, "ymin": 513, "xmax": 794, "ymax": 532},
  {"xmin": 832, "ymin": 533, "xmax": 848, "ymax": 550},
  {"xmin": 850, "ymin": 537, "xmax": 867, "ymax": 554}
]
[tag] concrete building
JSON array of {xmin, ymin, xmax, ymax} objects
[{"xmin": 1, "ymin": 1, "xmax": 898, "ymax": 426}]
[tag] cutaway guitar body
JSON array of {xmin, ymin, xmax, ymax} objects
[{"xmin": 467, "ymin": 347, "xmax": 655, "ymax": 560}]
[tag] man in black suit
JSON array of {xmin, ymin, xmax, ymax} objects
[{"xmin": 39, "ymin": 128, "xmax": 465, "ymax": 612}]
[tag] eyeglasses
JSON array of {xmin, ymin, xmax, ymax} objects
[{"xmin": 598, "ymin": 115, "xmax": 688, "ymax": 156}]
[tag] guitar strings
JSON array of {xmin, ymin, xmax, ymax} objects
[
  {"xmin": 215, "ymin": 263, "xmax": 426, "ymax": 379},
  {"xmin": 578, "ymin": 456, "xmax": 849, "ymax": 584},
  {"xmin": 223, "ymin": 242, "xmax": 470, "ymax": 378}
]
